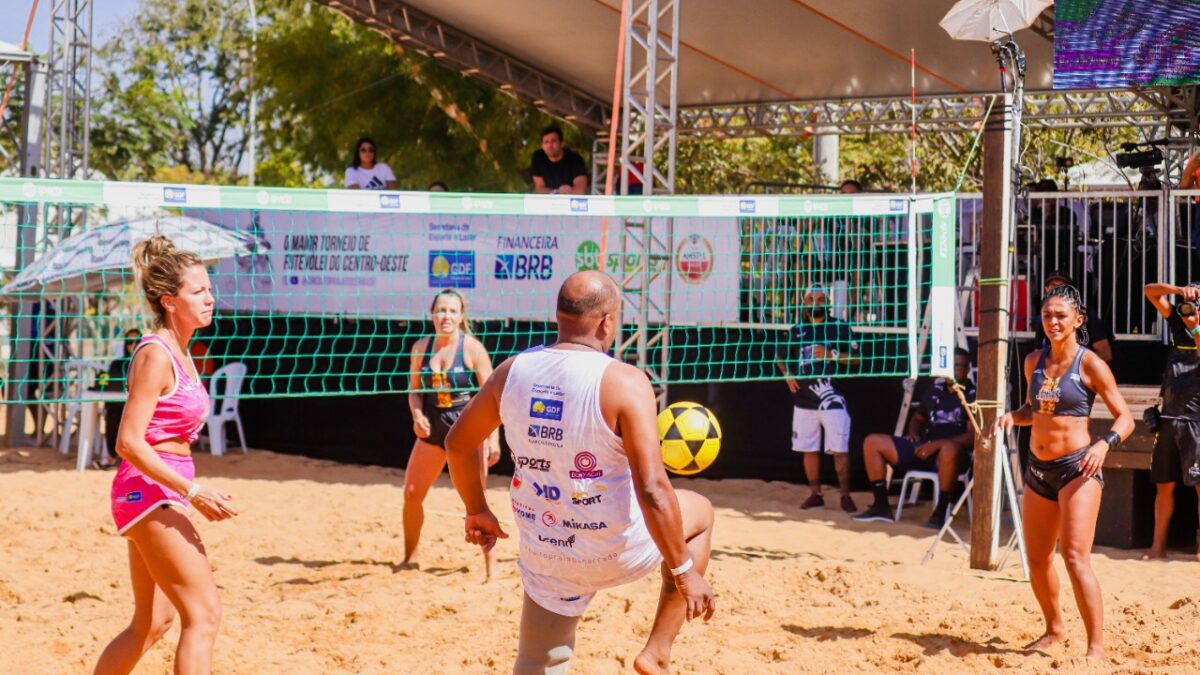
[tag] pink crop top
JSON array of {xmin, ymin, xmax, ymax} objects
[{"xmin": 130, "ymin": 335, "xmax": 210, "ymax": 445}]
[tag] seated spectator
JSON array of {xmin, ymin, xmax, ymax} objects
[
  {"xmin": 854, "ymin": 348, "xmax": 976, "ymax": 526},
  {"xmin": 531, "ymin": 124, "xmax": 588, "ymax": 195},
  {"xmin": 428, "ymin": 181, "xmax": 449, "ymax": 192},
  {"xmin": 344, "ymin": 137, "xmax": 397, "ymax": 190},
  {"xmin": 839, "ymin": 179, "xmax": 863, "ymax": 194}
]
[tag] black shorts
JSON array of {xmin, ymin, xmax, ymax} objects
[
  {"xmin": 1151, "ymin": 419, "xmax": 1200, "ymax": 487},
  {"xmin": 1024, "ymin": 446, "xmax": 1103, "ymax": 501},
  {"xmin": 892, "ymin": 437, "xmax": 937, "ymax": 476},
  {"xmin": 423, "ymin": 404, "xmax": 467, "ymax": 449}
]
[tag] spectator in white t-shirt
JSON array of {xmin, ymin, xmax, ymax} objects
[{"xmin": 344, "ymin": 137, "xmax": 397, "ymax": 190}]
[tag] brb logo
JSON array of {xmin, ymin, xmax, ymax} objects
[
  {"xmin": 162, "ymin": 187, "xmax": 187, "ymax": 204},
  {"xmin": 528, "ymin": 425, "xmax": 564, "ymax": 441},
  {"xmin": 495, "ymin": 254, "xmax": 553, "ymax": 280},
  {"xmin": 379, "ymin": 194, "xmax": 401, "ymax": 209},
  {"xmin": 569, "ymin": 452, "xmax": 603, "ymax": 479}
]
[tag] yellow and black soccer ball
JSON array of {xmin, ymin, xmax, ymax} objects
[{"xmin": 656, "ymin": 401, "xmax": 722, "ymax": 476}]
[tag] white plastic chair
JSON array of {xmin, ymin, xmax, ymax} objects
[
  {"xmin": 203, "ymin": 363, "xmax": 248, "ymax": 456},
  {"xmin": 894, "ymin": 470, "xmax": 972, "ymax": 522}
]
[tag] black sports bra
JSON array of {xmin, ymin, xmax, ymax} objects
[
  {"xmin": 1030, "ymin": 347, "xmax": 1095, "ymax": 417},
  {"xmin": 419, "ymin": 335, "xmax": 475, "ymax": 409}
]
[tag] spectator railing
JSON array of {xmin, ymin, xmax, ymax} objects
[{"xmin": 956, "ymin": 190, "xmax": 1167, "ymax": 342}]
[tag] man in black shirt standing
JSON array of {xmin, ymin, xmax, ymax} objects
[
  {"xmin": 776, "ymin": 285, "xmax": 861, "ymax": 512},
  {"xmin": 854, "ymin": 349, "xmax": 976, "ymax": 527},
  {"xmin": 531, "ymin": 124, "xmax": 588, "ymax": 195},
  {"xmin": 1143, "ymin": 282, "xmax": 1200, "ymax": 560}
]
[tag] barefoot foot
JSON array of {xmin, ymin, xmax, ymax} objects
[
  {"xmin": 1085, "ymin": 646, "xmax": 1107, "ymax": 663},
  {"xmin": 1024, "ymin": 631, "xmax": 1066, "ymax": 652},
  {"xmin": 633, "ymin": 648, "xmax": 670, "ymax": 675}
]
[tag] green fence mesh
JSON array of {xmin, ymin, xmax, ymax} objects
[{"xmin": 1, "ymin": 179, "xmax": 957, "ymax": 411}]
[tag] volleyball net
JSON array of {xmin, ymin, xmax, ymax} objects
[{"xmin": 0, "ymin": 178, "xmax": 957, "ymax": 405}]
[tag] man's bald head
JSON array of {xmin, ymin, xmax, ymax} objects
[{"xmin": 557, "ymin": 271, "xmax": 620, "ymax": 319}]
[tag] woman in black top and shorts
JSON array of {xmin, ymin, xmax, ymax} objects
[
  {"xmin": 405, "ymin": 289, "xmax": 500, "ymax": 578},
  {"xmin": 994, "ymin": 284, "xmax": 1132, "ymax": 662}
]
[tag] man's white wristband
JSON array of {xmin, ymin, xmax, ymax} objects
[
  {"xmin": 670, "ymin": 557, "xmax": 694, "ymax": 576},
  {"xmin": 184, "ymin": 483, "xmax": 201, "ymax": 502}
]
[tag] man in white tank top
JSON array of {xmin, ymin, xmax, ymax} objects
[{"xmin": 446, "ymin": 271, "xmax": 716, "ymax": 675}]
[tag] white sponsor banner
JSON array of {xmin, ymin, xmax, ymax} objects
[{"xmin": 206, "ymin": 211, "xmax": 738, "ymax": 323}]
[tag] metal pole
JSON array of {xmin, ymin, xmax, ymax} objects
[
  {"xmin": 6, "ymin": 60, "xmax": 47, "ymax": 447},
  {"xmin": 247, "ymin": 0, "xmax": 258, "ymax": 186}
]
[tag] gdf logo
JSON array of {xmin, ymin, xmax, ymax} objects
[{"xmin": 495, "ymin": 254, "xmax": 553, "ymax": 280}]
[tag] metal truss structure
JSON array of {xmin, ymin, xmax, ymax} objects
[
  {"xmin": 677, "ymin": 88, "xmax": 1175, "ymax": 138},
  {"xmin": 43, "ymin": 0, "xmax": 93, "ymax": 180},
  {"xmin": 313, "ymin": 0, "xmax": 610, "ymax": 132},
  {"xmin": 615, "ymin": 0, "xmax": 679, "ymax": 408}
]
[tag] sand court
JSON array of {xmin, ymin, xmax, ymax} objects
[{"xmin": 3, "ymin": 445, "xmax": 1199, "ymax": 673}]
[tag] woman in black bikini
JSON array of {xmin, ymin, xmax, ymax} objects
[
  {"xmin": 994, "ymin": 284, "xmax": 1132, "ymax": 662},
  {"xmin": 404, "ymin": 289, "xmax": 500, "ymax": 578}
]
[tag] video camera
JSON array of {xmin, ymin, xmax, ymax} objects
[
  {"xmin": 1115, "ymin": 139, "xmax": 1168, "ymax": 190},
  {"xmin": 1115, "ymin": 139, "xmax": 1168, "ymax": 170}
]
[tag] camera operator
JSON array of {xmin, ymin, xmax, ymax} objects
[{"xmin": 1142, "ymin": 281, "xmax": 1200, "ymax": 561}]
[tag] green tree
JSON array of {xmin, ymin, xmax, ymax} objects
[
  {"xmin": 90, "ymin": 0, "xmax": 254, "ymax": 182},
  {"xmin": 254, "ymin": 1, "xmax": 588, "ymax": 191}
]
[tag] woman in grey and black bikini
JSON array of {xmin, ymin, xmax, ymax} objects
[{"xmin": 993, "ymin": 284, "xmax": 1132, "ymax": 662}]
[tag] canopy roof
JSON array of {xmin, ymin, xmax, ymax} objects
[{"xmin": 319, "ymin": 0, "xmax": 1055, "ymax": 130}]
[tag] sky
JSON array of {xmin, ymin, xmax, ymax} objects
[{"xmin": 6, "ymin": 0, "xmax": 140, "ymax": 53}]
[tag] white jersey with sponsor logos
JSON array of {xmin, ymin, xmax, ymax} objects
[{"xmin": 501, "ymin": 345, "xmax": 660, "ymax": 594}]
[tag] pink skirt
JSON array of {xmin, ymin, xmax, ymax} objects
[{"xmin": 110, "ymin": 451, "xmax": 195, "ymax": 535}]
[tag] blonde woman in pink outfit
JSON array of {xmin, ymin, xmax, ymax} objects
[{"xmin": 94, "ymin": 235, "xmax": 238, "ymax": 675}]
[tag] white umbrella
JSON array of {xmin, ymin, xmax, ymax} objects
[
  {"xmin": 1, "ymin": 215, "xmax": 260, "ymax": 298},
  {"xmin": 940, "ymin": 0, "xmax": 1052, "ymax": 42}
]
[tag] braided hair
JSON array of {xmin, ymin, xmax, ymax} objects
[{"xmin": 1042, "ymin": 283, "xmax": 1089, "ymax": 346}]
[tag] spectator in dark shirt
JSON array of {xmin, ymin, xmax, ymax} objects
[
  {"xmin": 531, "ymin": 124, "xmax": 588, "ymax": 195},
  {"xmin": 1143, "ymin": 281, "xmax": 1200, "ymax": 560},
  {"xmin": 776, "ymin": 285, "xmax": 861, "ymax": 512},
  {"xmin": 855, "ymin": 348, "xmax": 976, "ymax": 527}
]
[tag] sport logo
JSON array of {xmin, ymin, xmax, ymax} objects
[
  {"xmin": 569, "ymin": 198, "xmax": 589, "ymax": 213},
  {"xmin": 529, "ymin": 397, "xmax": 563, "ymax": 421},
  {"xmin": 542, "ymin": 511, "xmax": 559, "ymax": 527},
  {"xmin": 379, "ymin": 194, "xmax": 401, "ymax": 209},
  {"xmin": 571, "ymin": 493, "xmax": 603, "ymax": 506},
  {"xmin": 738, "ymin": 199, "xmax": 757, "ymax": 214},
  {"xmin": 569, "ymin": 452, "xmax": 603, "ymax": 479},
  {"xmin": 516, "ymin": 456, "xmax": 552, "ymax": 471},
  {"xmin": 162, "ymin": 187, "xmax": 187, "ymax": 204},
  {"xmin": 533, "ymin": 482, "xmax": 561, "ymax": 501},
  {"xmin": 528, "ymin": 425, "xmax": 564, "ymax": 442}
]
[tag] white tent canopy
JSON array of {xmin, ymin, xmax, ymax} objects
[{"xmin": 323, "ymin": 0, "xmax": 1054, "ymax": 110}]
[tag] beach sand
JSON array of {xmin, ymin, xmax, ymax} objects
[{"xmin": 2, "ymin": 445, "xmax": 1198, "ymax": 674}]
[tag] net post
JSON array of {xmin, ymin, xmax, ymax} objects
[{"xmin": 971, "ymin": 94, "xmax": 1014, "ymax": 571}]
